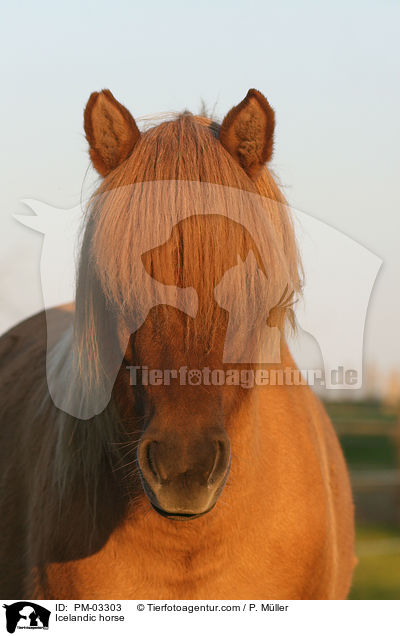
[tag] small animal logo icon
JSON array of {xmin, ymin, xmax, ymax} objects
[
  {"xmin": 188, "ymin": 369, "xmax": 202, "ymax": 385},
  {"xmin": 2, "ymin": 602, "xmax": 50, "ymax": 633}
]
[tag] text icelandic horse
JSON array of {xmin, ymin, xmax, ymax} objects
[{"xmin": 0, "ymin": 88, "xmax": 355, "ymax": 599}]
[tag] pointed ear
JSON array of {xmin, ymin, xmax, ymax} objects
[
  {"xmin": 83, "ymin": 89, "xmax": 140, "ymax": 176},
  {"xmin": 219, "ymin": 89, "xmax": 275, "ymax": 180}
]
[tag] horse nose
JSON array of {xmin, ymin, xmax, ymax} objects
[
  {"xmin": 137, "ymin": 431, "xmax": 230, "ymax": 516},
  {"xmin": 138, "ymin": 435, "xmax": 230, "ymax": 486}
]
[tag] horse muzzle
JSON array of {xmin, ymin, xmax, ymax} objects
[{"xmin": 137, "ymin": 426, "xmax": 231, "ymax": 520}]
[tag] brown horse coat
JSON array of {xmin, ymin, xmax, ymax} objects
[{"xmin": 0, "ymin": 89, "xmax": 355, "ymax": 599}]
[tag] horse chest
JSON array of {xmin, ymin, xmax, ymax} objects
[
  {"xmin": 45, "ymin": 534, "xmax": 231, "ymax": 599},
  {"xmin": 44, "ymin": 506, "xmax": 332, "ymax": 600}
]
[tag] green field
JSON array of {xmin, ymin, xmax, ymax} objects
[
  {"xmin": 350, "ymin": 524, "xmax": 400, "ymax": 599},
  {"xmin": 324, "ymin": 400, "xmax": 400, "ymax": 599}
]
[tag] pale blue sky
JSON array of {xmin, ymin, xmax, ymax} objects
[{"xmin": 1, "ymin": 0, "xmax": 399, "ymax": 386}]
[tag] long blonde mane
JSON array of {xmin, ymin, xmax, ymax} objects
[{"xmin": 74, "ymin": 113, "xmax": 302, "ymax": 386}]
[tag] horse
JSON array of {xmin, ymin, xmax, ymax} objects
[{"xmin": 0, "ymin": 88, "xmax": 355, "ymax": 599}]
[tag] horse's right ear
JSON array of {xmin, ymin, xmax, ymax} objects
[{"xmin": 84, "ymin": 89, "xmax": 140, "ymax": 176}]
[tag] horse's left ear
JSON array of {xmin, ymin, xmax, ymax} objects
[
  {"xmin": 84, "ymin": 89, "xmax": 141, "ymax": 176},
  {"xmin": 219, "ymin": 89, "xmax": 275, "ymax": 180}
]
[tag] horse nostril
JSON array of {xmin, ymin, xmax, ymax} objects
[
  {"xmin": 208, "ymin": 439, "xmax": 230, "ymax": 486},
  {"xmin": 146, "ymin": 442, "xmax": 158, "ymax": 480},
  {"xmin": 139, "ymin": 440, "xmax": 163, "ymax": 484}
]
